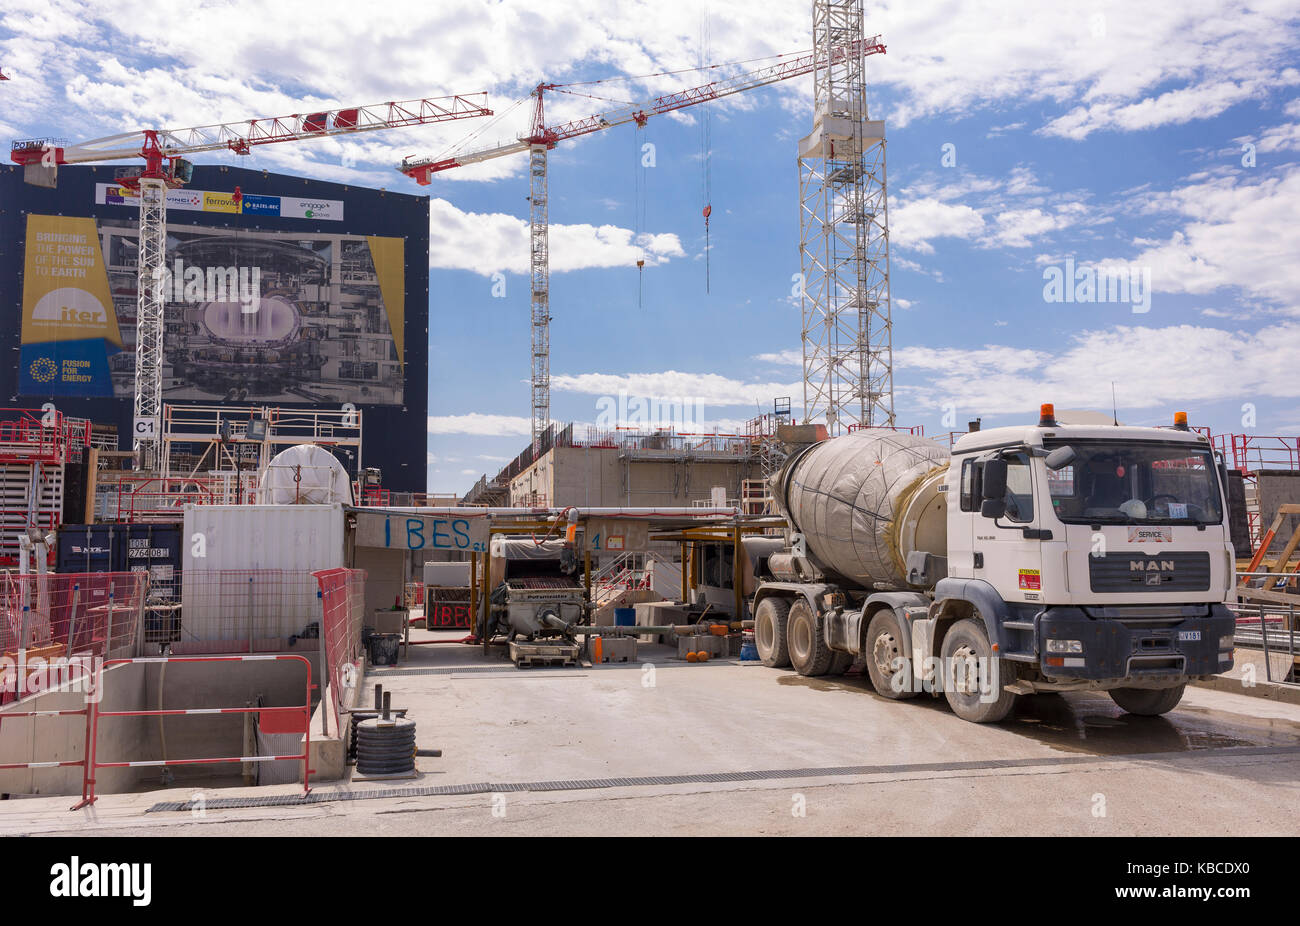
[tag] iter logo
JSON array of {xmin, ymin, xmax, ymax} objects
[
  {"xmin": 49, "ymin": 857, "xmax": 152, "ymax": 906},
  {"xmin": 30, "ymin": 287, "xmax": 109, "ymax": 330}
]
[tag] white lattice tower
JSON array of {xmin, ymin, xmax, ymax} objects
[{"xmin": 798, "ymin": 0, "xmax": 894, "ymax": 434}]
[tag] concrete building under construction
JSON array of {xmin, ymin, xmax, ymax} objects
[{"xmin": 462, "ymin": 421, "xmax": 789, "ymax": 513}]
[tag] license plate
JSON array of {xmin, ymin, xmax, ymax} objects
[{"xmin": 1178, "ymin": 631, "xmax": 1201, "ymax": 642}]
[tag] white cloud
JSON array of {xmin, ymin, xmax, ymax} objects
[
  {"xmin": 753, "ymin": 349, "xmax": 802, "ymax": 365},
  {"xmin": 551, "ymin": 370, "xmax": 801, "ymax": 408},
  {"xmin": 428, "ymin": 413, "xmax": 532, "ymax": 436},
  {"xmin": 1113, "ymin": 166, "xmax": 1300, "ymax": 307},
  {"xmin": 1041, "ymin": 76, "xmax": 1295, "ymax": 140},
  {"xmin": 897, "ymin": 322, "xmax": 1300, "ymax": 418},
  {"xmin": 428, "ymin": 198, "xmax": 684, "ymax": 275},
  {"xmin": 891, "ymin": 199, "xmax": 985, "ymax": 253}
]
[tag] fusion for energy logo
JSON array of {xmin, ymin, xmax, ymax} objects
[{"xmin": 29, "ymin": 357, "xmax": 58, "ymax": 383}]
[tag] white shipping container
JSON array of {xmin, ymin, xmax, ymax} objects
[
  {"xmin": 183, "ymin": 504, "xmax": 346, "ymax": 572},
  {"xmin": 178, "ymin": 504, "xmax": 347, "ymax": 650}
]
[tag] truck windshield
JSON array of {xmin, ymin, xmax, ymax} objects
[{"xmin": 1043, "ymin": 440, "xmax": 1223, "ymax": 525}]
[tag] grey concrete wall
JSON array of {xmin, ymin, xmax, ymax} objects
[
  {"xmin": 1257, "ymin": 471, "xmax": 1300, "ymax": 553},
  {"xmin": 0, "ymin": 653, "xmax": 322, "ymax": 796},
  {"xmin": 511, "ymin": 447, "xmax": 762, "ymax": 508},
  {"xmin": 353, "ymin": 546, "xmax": 408, "ymax": 616},
  {"xmin": 138, "ymin": 655, "xmax": 319, "ymax": 786},
  {"xmin": 0, "ymin": 661, "xmax": 148, "ymax": 796}
]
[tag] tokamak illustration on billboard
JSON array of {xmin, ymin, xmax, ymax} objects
[{"xmin": 20, "ymin": 206, "xmax": 406, "ymax": 404}]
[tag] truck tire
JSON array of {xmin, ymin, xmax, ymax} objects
[
  {"xmin": 1109, "ymin": 684, "xmax": 1185, "ymax": 716},
  {"xmin": 754, "ymin": 597, "xmax": 792, "ymax": 668},
  {"xmin": 864, "ymin": 609, "xmax": 917, "ymax": 700},
  {"xmin": 787, "ymin": 599, "xmax": 833, "ymax": 677},
  {"xmin": 939, "ymin": 618, "xmax": 1018, "ymax": 723}
]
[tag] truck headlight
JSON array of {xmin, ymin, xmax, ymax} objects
[
  {"xmin": 1219, "ymin": 634, "xmax": 1234, "ymax": 651},
  {"xmin": 1046, "ymin": 639, "xmax": 1083, "ymax": 654}
]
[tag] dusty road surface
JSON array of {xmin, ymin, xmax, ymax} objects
[{"xmin": 3, "ymin": 631, "xmax": 1298, "ymax": 837}]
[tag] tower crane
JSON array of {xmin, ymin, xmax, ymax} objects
[
  {"xmin": 399, "ymin": 39, "xmax": 885, "ymax": 453},
  {"xmin": 10, "ymin": 93, "xmax": 493, "ymax": 470}
]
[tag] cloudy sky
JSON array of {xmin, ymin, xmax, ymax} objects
[{"xmin": 3, "ymin": 0, "xmax": 1299, "ymax": 494}]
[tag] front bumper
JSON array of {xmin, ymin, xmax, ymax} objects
[{"xmin": 1034, "ymin": 604, "xmax": 1235, "ymax": 686}]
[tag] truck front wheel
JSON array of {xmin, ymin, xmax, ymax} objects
[
  {"xmin": 1109, "ymin": 684, "xmax": 1185, "ymax": 716},
  {"xmin": 864, "ymin": 609, "xmax": 917, "ymax": 699},
  {"xmin": 788, "ymin": 600, "xmax": 833, "ymax": 677},
  {"xmin": 754, "ymin": 597, "xmax": 792, "ymax": 668},
  {"xmin": 940, "ymin": 618, "xmax": 1018, "ymax": 723}
]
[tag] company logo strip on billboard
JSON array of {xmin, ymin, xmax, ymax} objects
[{"xmin": 94, "ymin": 184, "xmax": 343, "ymax": 221}]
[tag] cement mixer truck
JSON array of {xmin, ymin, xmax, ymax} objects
[{"xmin": 753, "ymin": 406, "xmax": 1237, "ymax": 723}]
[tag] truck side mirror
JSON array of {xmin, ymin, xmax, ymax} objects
[
  {"xmin": 981, "ymin": 458, "xmax": 1007, "ymax": 499},
  {"xmin": 980, "ymin": 498, "xmax": 1007, "ymax": 519},
  {"xmin": 1044, "ymin": 445, "xmax": 1076, "ymax": 471}
]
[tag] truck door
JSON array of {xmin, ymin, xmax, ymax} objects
[{"xmin": 975, "ymin": 450, "xmax": 1045, "ymax": 604}]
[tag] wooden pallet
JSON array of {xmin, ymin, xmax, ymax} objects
[{"xmin": 509, "ymin": 640, "xmax": 581, "ymax": 669}]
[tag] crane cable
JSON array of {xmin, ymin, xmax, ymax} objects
[
  {"xmin": 700, "ymin": 12, "xmax": 713, "ymax": 295},
  {"xmin": 635, "ymin": 121, "xmax": 649, "ymax": 310}
]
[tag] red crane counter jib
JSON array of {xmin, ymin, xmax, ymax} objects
[
  {"xmin": 10, "ymin": 93, "xmax": 493, "ymax": 183},
  {"xmin": 400, "ymin": 36, "xmax": 885, "ymax": 185}
]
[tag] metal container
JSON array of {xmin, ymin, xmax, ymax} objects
[
  {"xmin": 770, "ymin": 431, "xmax": 950, "ymax": 589},
  {"xmin": 55, "ymin": 523, "xmax": 183, "ymax": 584},
  {"xmin": 181, "ymin": 504, "xmax": 345, "ymax": 572}
]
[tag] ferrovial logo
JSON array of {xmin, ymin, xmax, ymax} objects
[
  {"xmin": 49, "ymin": 857, "xmax": 151, "ymax": 907},
  {"xmin": 29, "ymin": 287, "xmax": 109, "ymax": 329}
]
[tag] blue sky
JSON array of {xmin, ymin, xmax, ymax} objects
[{"xmin": 3, "ymin": 0, "xmax": 1299, "ymax": 494}]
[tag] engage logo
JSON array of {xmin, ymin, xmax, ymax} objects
[{"xmin": 49, "ymin": 857, "xmax": 151, "ymax": 907}]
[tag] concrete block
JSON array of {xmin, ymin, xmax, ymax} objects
[
  {"xmin": 678, "ymin": 633, "xmax": 723, "ymax": 658},
  {"xmin": 586, "ymin": 635, "xmax": 638, "ymax": 663}
]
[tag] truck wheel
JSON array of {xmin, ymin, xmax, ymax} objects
[
  {"xmin": 1109, "ymin": 684, "xmax": 1185, "ymax": 716},
  {"xmin": 939, "ymin": 618, "xmax": 1018, "ymax": 723},
  {"xmin": 754, "ymin": 597, "xmax": 792, "ymax": 668},
  {"xmin": 864, "ymin": 609, "xmax": 917, "ymax": 700},
  {"xmin": 787, "ymin": 600, "xmax": 833, "ymax": 677}
]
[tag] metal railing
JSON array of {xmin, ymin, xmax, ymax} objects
[
  {"xmin": 77, "ymin": 654, "xmax": 314, "ymax": 808},
  {"xmin": 312, "ymin": 568, "xmax": 365, "ymax": 736}
]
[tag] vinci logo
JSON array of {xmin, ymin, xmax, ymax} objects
[{"xmin": 29, "ymin": 287, "xmax": 109, "ymax": 330}]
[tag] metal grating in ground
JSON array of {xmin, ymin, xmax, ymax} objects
[{"xmin": 145, "ymin": 744, "xmax": 1300, "ymax": 813}]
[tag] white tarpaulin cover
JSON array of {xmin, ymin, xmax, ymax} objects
[
  {"xmin": 772, "ymin": 431, "xmax": 949, "ymax": 588},
  {"xmin": 258, "ymin": 444, "xmax": 354, "ymax": 505}
]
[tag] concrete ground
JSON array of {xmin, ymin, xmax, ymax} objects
[{"xmin": 2, "ymin": 625, "xmax": 1299, "ymax": 836}]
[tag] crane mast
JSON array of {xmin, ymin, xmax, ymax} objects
[{"xmin": 800, "ymin": 0, "xmax": 893, "ymax": 434}]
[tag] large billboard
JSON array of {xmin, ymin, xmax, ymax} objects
[
  {"xmin": 20, "ymin": 203, "xmax": 406, "ymax": 404},
  {"xmin": 0, "ymin": 164, "xmax": 429, "ymax": 491}
]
